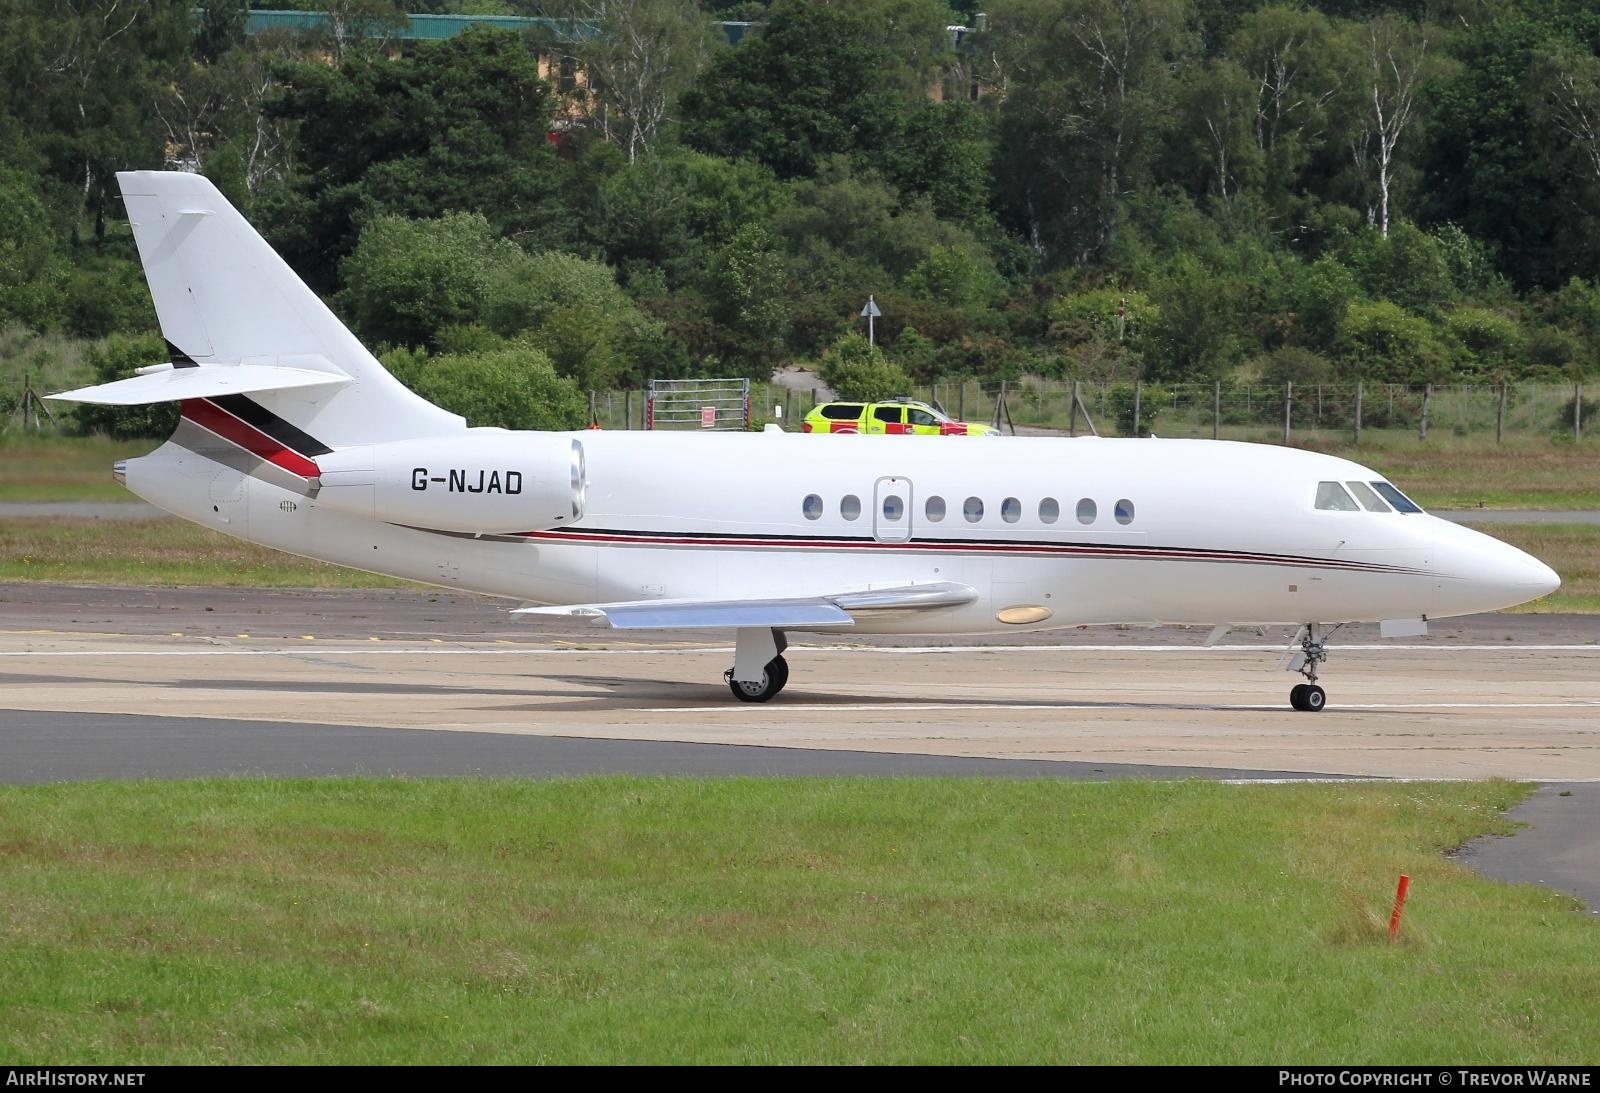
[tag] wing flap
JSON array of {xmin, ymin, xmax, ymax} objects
[
  {"xmin": 516, "ymin": 581, "xmax": 976, "ymax": 630},
  {"xmin": 48, "ymin": 363, "xmax": 350, "ymax": 406}
]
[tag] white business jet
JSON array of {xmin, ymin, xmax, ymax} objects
[{"xmin": 51, "ymin": 172, "xmax": 1560, "ymax": 711}]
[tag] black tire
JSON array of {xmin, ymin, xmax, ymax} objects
[
  {"xmin": 727, "ymin": 654, "xmax": 789, "ymax": 703},
  {"xmin": 1303, "ymin": 684, "xmax": 1326, "ymax": 712},
  {"xmin": 1289, "ymin": 683, "xmax": 1309, "ymax": 711}
]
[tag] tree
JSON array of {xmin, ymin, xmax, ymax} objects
[
  {"xmin": 0, "ymin": 0, "xmax": 191, "ymax": 242},
  {"xmin": 266, "ymin": 27, "xmax": 565, "ymax": 290},
  {"xmin": 1338, "ymin": 14, "xmax": 1436, "ymax": 238},
  {"xmin": 555, "ymin": 0, "xmax": 718, "ymax": 162},
  {"xmin": 988, "ymin": 0, "xmax": 1188, "ymax": 263},
  {"xmin": 706, "ymin": 222, "xmax": 790, "ymax": 368},
  {"xmin": 679, "ymin": 0, "xmax": 948, "ymax": 179},
  {"xmin": 1229, "ymin": 4, "xmax": 1338, "ymax": 207},
  {"xmin": 882, "ymin": 100, "xmax": 994, "ymax": 224},
  {"xmin": 339, "ymin": 212, "xmax": 514, "ymax": 347},
  {"xmin": 1172, "ymin": 58, "xmax": 1263, "ymax": 202}
]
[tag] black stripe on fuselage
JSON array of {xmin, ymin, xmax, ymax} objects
[{"xmin": 205, "ymin": 394, "xmax": 333, "ymax": 457}]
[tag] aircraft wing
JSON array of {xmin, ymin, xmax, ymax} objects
[{"xmin": 515, "ymin": 581, "xmax": 977, "ymax": 630}]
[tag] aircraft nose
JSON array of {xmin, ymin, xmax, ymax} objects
[{"xmin": 1435, "ymin": 521, "xmax": 1560, "ymax": 613}]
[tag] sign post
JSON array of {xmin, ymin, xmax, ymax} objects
[{"xmin": 860, "ymin": 295, "xmax": 881, "ymax": 346}]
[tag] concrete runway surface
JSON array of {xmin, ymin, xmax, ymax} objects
[
  {"xmin": 2, "ymin": 583, "xmax": 1597, "ymax": 907},
  {"xmin": 1, "ymin": 584, "xmax": 1596, "ymax": 782}
]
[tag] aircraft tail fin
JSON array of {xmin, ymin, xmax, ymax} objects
[{"xmin": 98, "ymin": 171, "xmax": 461, "ymax": 446}]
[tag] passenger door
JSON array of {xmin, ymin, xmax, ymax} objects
[{"xmin": 873, "ymin": 476, "xmax": 913, "ymax": 543}]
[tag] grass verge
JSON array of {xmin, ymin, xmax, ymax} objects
[
  {"xmin": 0, "ymin": 434, "xmax": 141, "ymax": 503},
  {"xmin": 0, "ymin": 516, "xmax": 412, "ymax": 588},
  {"xmin": 0, "ymin": 778, "xmax": 1593, "ymax": 1064},
  {"xmin": 1482, "ymin": 523, "xmax": 1600, "ymax": 613}
]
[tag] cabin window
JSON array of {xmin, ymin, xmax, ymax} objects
[
  {"xmin": 1114, "ymin": 499, "xmax": 1135, "ymax": 525},
  {"xmin": 925, "ymin": 495, "xmax": 946, "ymax": 522},
  {"xmin": 963, "ymin": 496, "xmax": 985, "ymax": 522},
  {"xmin": 841, "ymin": 494, "xmax": 862, "ymax": 520},
  {"xmin": 1001, "ymin": 497, "xmax": 1021, "ymax": 523},
  {"xmin": 1315, "ymin": 481, "xmax": 1360, "ymax": 511},
  {"xmin": 1345, "ymin": 481, "xmax": 1390, "ymax": 513},
  {"xmin": 873, "ymin": 405, "xmax": 904, "ymax": 425},
  {"xmin": 819, "ymin": 404, "xmax": 864, "ymax": 420},
  {"xmin": 1370, "ymin": 481, "xmax": 1423, "ymax": 514},
  {"xmin": 802, "ymin": 494, "xmax": 824, "ymax": 520},
  {"xmin": 882, "ymin": 494, "xmax": 904, "ymax": 521},
  {"xmin": 1076, "ymin": 498, "xmax": 1096, "ymax": 525},
  {"xmin": 908, "ymin": 408, "xmax": 939, "ymax": 427},
  {"xmin": 1039, "ymin": 497, "xmax": 1060, "ymax": 524}
]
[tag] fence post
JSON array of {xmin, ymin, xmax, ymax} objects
[
  {"xmin": 1212, "ymin": 380, "xmax": 1221, "ymax": 440},
  {"xmin": 624, "ymin": 388, "xmax": 632, "ymax": 430},
  {"xmin": 1577, "ymin": 382, "xmax": 1584, "ymax": 441},
  {"xmin": 957, "ymin": 381, "xmax": 966, "ymax": 422},
  {"xmin": 1496, "ymin": 382, "xmax": 1506, "ymax": 445},
  {"xmin": 783, "ymin": 388, "xmax": 793, "ymax": 428},
  {"xmin": 588, "ymin": 389, "xmax": 597, "ymax": 427},
  {"xmin": 1354, "ymin": 381, "xmax": 1363, "ymax": 444},
  {"xmin": 1132, "ymin": 379, "xmax": 1142, "ymax": 438},
  {"xmin": 1069, "ymin": 380, "xmax": 1079, "ymax": 437},
  {"xmin": 1419, "ymin": 383, "xmax": 1431, "ymax": 441},
  {"xmin": 1283, "ymin": 381, "xmax": 1292, "ymax": 445}
]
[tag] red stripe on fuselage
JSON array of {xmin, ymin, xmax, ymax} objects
[
  {"xmin": 180, "ymin": 399, "xmax": 321, "ymax": 478},
  {"xmin": 506, "ymin": 528, "xmax": 1412, "ymax": 573}
]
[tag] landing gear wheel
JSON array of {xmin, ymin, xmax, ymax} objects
[
  {"xmin": 726, "ymin": 654, "xmax": 789, "ymax": 703},
  {"xmin": 1289, "ymin": 683, "xmax": 1327, "ymax": 712}
]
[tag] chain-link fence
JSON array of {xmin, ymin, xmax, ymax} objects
[{"xmin": 591, "ymin": 379, "xmax": 1592, "ymax": 443}]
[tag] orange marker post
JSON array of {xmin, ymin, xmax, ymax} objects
[{"xmin": 1388, "ymin": 874, "xmax": 1411, "ymax": 941}]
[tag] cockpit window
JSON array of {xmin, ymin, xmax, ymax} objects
[
  {"xmin": 1369, "ymin": 481, "xmax": 1423, "ymax": 513},
  {"xmin": 1315, "ymin": 481, "xmax": 1360, "ymax": 511},
  {"xmin": 1345, "ymin": 481, "xmax": 1391, "ymax": 513}
]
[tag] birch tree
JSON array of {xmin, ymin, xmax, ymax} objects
[
  {"xmin": 1342, "ymin": 14, "xmax": 1434, "ymax": 238},
  {"xmin": 559, "ymin": 0, "xmax": 716, "ymax": 163}
]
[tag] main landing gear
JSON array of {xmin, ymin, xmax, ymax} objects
[
  {"xmin": 1286, "ymin": 623, "xmax": 1333, "ymax": 712},
  {"xmin": 725, "ymin": 627, "xmax": 790, "ymax": 703}
]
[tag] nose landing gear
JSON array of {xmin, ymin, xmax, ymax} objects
[{"xmin": 1287, "ymin": 624, "xmax": 1332, "ymax": 712}]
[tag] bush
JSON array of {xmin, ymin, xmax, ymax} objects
[
  {"xmin": 1106, "ymin": 382, "xmax": 1164, "ymax": 437},
  {"xmin": 816, "ymin": 332, "xmax": 913, "ymax": 401},
  {"xmin": 403, "ymin": 343, "xmax": 588, "ymax": 431},
  {"xmin": 339, "ymin": 212, "xmax": 511, "ymax": 348},
  {"xmin": 72, "ymin": 333, "xmax": 176, "ymax": 438}
]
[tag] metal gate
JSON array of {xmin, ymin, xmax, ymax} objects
[{"xmin": 645, "ymin": 378, "xmax": 751, "ymax": 431}]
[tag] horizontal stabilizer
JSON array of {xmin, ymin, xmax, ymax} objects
[
  {"xmin": 517, "ymin": 581, "xmax": 976, "ymax": 630},
  {"xmin": 48, "ymin": 363, "xmax": 350, "ymax": 406}
]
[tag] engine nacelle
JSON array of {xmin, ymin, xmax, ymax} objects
[{"xmin": 313, "ymin": 432, "xmax": 586, "ymax": 534}]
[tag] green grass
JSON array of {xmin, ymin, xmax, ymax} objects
[
  {"xmin": 0, "ymin": 433, "xmax": 143, "ymax": 502},
  {"xmin": 1488, "ymin": 523, "xmax": 1600, "ymax": 613},
  {"xmin": 0, "ymin": 516, "xmax": 413, "ymax": 588},
  {"xmin": 0, "ymin": 778, "xmax": 1593, "ymax": 1064}
]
